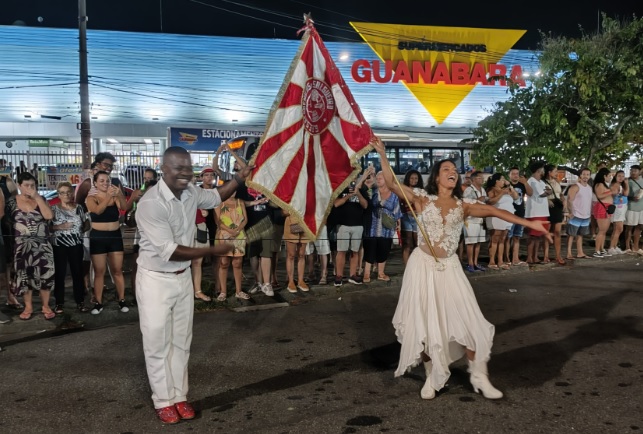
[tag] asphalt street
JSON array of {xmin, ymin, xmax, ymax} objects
[{"xmin": 0, "ymin": 256, "xmax": 641, "ymax": 433}]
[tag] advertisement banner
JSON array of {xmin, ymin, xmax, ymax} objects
[
  {"xmin": 46, "ymin": 165, "xmax": 88, "ymax": 190},
  {"xmin": 168, "ymin": 127, "xmax": 261, "ymax": 152}
]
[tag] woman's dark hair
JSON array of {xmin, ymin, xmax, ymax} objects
[
  {"xmin": 486, "ymin": 173, "xmax": 503, "ymax": 190},
  {"xmin": 425, "ymin": 159, "xmax": 462, "ymax": 199},
  {"xmin": 529, "ymin": 161, "xmax": 546, "ymax": 175},
  {"xmin": 144, "ymin": 168, "xmax": 158, "ymax": 180},
  {"xmin": 93, "ymin": 170, "xmax": 110, "ymax": 183},
  {"xmin": 544, "ymin": 164, "xmax": 557, "ymax": 179},
  {"xmin": 17, "ymin": 172, "xmax": 36, "ymax": 185},
  {"xmin": 403, "ymin": 169, "xmax": 424, "ymax": 189},
  {"xmin": 593, "ymin": 167, "xmax": 611, "ymax": 192},
  {"xmin": 611, "ymin": 170, "xmax": 625, "ymax": 186}
]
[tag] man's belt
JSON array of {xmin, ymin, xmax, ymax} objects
[{"xmin": 149, "ymin": 267, "xmax": 190, "ymax": 275}]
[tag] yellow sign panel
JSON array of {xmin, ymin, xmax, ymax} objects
[{"xmin": 350, "ymin": 23, "xmax": 526, "ymax": 124}]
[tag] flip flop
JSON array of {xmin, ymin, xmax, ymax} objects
[
  {"xmin": 576, "ymin": 255, "xmax": 591, "ymax": 259},
  {"xmin": 377, "ymin": 275, "xmax": 390, "ymax": 282},
  {"xmin": 19, "ymin": 311, "xmax": 33, "ymax": 320},
  {"xmin": 43, "ymin": 311, "xmax": 56, "ymax": 320},
  {"xmin": 488, "ymin": 264, "xmax": 499, "ymax": 270}
]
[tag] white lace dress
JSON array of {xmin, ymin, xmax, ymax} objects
[{"xmin": 392, "ymin": 189, "xmax": 495, "ymax": 391}]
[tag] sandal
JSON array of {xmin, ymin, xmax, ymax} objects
[
  {"xmin": 499, "ymin": 264, "xmax": 510, "ymax": 270},
  {"xmin": 216, "ymin": 293, "xmax": 227, "ymax": 302},
  {"xmin": 363, "ymin": 277, "xmax": 371, "ymax": 283},
  {"xmin": 557, "ymin": 258, "xmax": 566, "ymax": 266},
  {"xmin": 43, "ymin": 310, "xmax": 56, "ymax": 320},
  {"xmin": 195, "ymin": 291, "xmax": 212, "ymax": 302},
  {"xmin": 488, "ymin": 264, "xmax": 499, "ymax": 270},
  {"xmin": 235, "ymin": 291, "xmax": 251, "ymax": 300},
  {"xmin": 377, "ymin": 275, "xmax": 390, "ymax": 282},
  {"xmin": 318, "ymin": 276, "xmax": 327, "ymax": 285},
  {"xmin": 19, "ymin": 311, "xmax": 33, "ymax": 320},
  {"xmin": 6, "ymin": 296, "xmax": 24, "ymax": 310}
]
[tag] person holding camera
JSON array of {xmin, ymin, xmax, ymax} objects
[
  {"xmin": 525, "ymin": 162, "xmax": 551, "ymax": 264},
  {"xmin": 462, "ymin": 171, "xmax": 487, "ymax": 272},
  {"xmin": 543, "ymin": 164, "xmax": 566, "ymax": 265},
  {"xmin": 591, "ymin": 168, "xmax": 615, "ymax": 258},
  {"xmin": 333, "ymin": 168, "xmax": 371, "ymax": 286},
  {"xmin": 86, "ymin": 170, "xmax": 128, "ymax": 314},
  {"xmin": 484, "ymin": 174, "xmax": 518, "ymax": 270},
  {"xmin": 9, "ymin": 172, "xmax": 55, "ymax": 320},
  {"xmin": 624, "ymin": 164, "xmax": 643, "ymax": 254}
]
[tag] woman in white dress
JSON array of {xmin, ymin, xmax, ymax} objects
[{"xmin": 372, "ymin": 138, "xmax": 551, "ymax": 400}]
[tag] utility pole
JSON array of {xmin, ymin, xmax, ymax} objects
[{"xmin": 79, "ymin": 0, "xmax": 91, "ymax": 170}]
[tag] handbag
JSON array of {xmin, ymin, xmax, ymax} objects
[
  {"xmin": 545, "ymin": 181, "xmax": 565, "ymax": 209},
  {"xmin": 78, "ymin": 206, "xmax": 92, "ymax": 232},
  {"xmin": 380, "ymin": 209, "xmax": 396, "ymax": 230},
  {"xmin": 290, "ymin": 223, "xmax": 305, "ymax": 234},
  {"xmin": 597, "ymin": 197, "xmax": 616, "ymax": 215},
  {"xmin": 196, "ymin": 227, "xmax": 208, "ymax": 243},
  {"xmin": 124, "ymin": 209, "xmax": 137, "ymax": 228}
]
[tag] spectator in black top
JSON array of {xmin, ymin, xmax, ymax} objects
[
  {"xmin": 76, "ymin": 152, "xmax": 123, "ymax": 211},
  {"xmin": 237, "ymin": 183, "xmax": 271, "ymax": 295},
  {"xmin": 504, "ymin": 167, "xmax": 533, "ymax": 265},
  {"xmin": 332, "ymin": 169, "xmax": 371, "ymax": 287}
]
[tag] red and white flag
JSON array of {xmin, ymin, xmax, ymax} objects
[{"xmin": 247, "ymin": 20, "xmax": 374, "ymax": 239}]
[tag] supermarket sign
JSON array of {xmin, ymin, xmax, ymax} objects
[
  {"xmin": 349, "ymin": 23, "xmax": 527, "ymax": 124},
  {"xmin": 46, "ymin": 165, "xmax": 87, "ymax": 189}
]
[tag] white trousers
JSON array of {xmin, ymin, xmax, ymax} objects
[{"xmin": 136, "ymin": 267, "xmax": 194, "ymax": 409}]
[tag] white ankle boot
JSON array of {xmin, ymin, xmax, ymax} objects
[
  {"xmin": 468, "ymin": 359, "xmax": 503, "ymax": 399},
  {"xmin": 420, "ymin": 360, "xmax": 436, "ymax": 400}
]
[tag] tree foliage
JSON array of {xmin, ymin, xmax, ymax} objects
[{"xmin": 468, "ymin": 15, "xmax": 643, "ymax": 173}]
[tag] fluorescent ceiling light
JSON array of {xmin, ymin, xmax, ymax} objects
[
  {"xmin": 144, "ymin": 139, "xmax": 153, "ymax": 145},
  {"xmin": 106, "ymin": 138, "xmax": 118, "ymax": 143}
]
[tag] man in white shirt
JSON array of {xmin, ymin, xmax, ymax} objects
[
  {"xmin": 135, "ymin": 146, "xmax": 249, "ymax": 424},
  {"xmin": 525, "ymin": 162, "xmax": 551, "ymax": 264}
]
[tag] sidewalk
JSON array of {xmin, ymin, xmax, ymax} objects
[{"xmin": 1, "ymin": 242, "xmax": 640, "ymax": 346}]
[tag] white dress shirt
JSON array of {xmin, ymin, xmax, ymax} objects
[{"xmin": 136, "ymin": 178, "xmax": 222, "ymax": 272}]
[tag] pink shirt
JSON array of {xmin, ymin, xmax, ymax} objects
[{"xmin": 572, "ymin": 183, "xmax": 592, "ymax": 219}]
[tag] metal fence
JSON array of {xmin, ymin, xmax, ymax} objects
[{"xmin": 0, "ymin": 150, "xmax": 220, "ymax": 191}]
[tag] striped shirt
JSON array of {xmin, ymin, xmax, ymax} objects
[{"xmin": 52, "ymin": 204, "xmax": 86, "ymax": 247}]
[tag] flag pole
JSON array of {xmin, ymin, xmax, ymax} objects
[{"xmin": 390, "ymin": 174, "xmax": 440, "ymax": 263}]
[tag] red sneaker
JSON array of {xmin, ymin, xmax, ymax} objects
[
  {"xmin": 155, "ymin": 405, "xmax": 181, "ymax": 424},
  {"xmin": 175, "ymin": 401, "xmax": 196, "ymax": 420}
]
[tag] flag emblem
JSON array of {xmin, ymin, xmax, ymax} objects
[
  {"xmin": 247, "ymin": 20, "xmax": 374, "ymax": 239},
  {"xmin": 303, "ymin": 79, "xmax": 335, "ymax": 134}
]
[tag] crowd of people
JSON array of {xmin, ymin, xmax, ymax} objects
[{"xmin": 1, "ymin": 152, "xmax": 642, "ymax": 324}]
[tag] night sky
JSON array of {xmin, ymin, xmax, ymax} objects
[{"xmin": 2, "ymin": 0, "xmax": 642, "ymax": 49}]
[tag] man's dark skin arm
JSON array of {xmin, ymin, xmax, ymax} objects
[
  {"xmin": 167, "ymin": 159, "xmax": 253, "ymax": 261},
  {"xmin": 169, "ymin": 244, "xmax": 233, "ymax": 261},
  {"xmin": 216, "ymin": 161, "xmax": 254, "ymax": 201}
]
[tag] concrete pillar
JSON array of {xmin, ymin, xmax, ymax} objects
[{"xmin": 92, "ymin": 138, "xmax": 104, "ymax": 155}]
